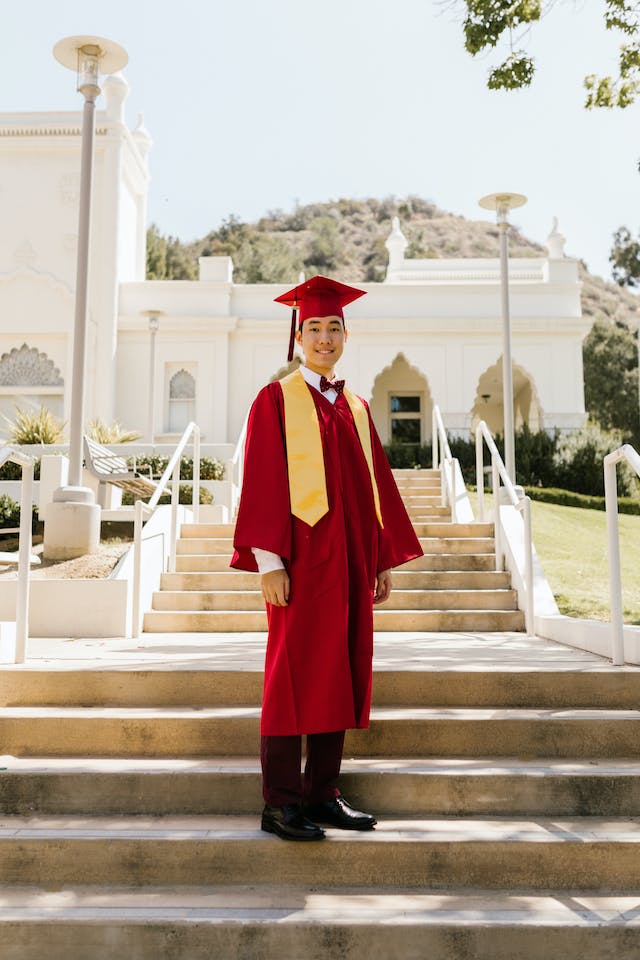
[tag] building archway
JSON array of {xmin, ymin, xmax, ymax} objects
[
  {"xmin": 0, "ymin": 343, "xmax": 65, "ymax": 434},
  {"xmin": 370, "ymin": 353, "xmax": 433, "ymax": 446},
  {"xmin": 471, "ymin": 358, "xmax": 543, "ymax": 435}
]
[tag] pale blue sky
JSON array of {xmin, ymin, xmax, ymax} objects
[{"xmin": 2, "ymin": 0, "xmax": 639, "ymax": 281}]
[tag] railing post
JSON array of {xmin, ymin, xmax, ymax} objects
[
  {"xmin": 522, "ymin": 496, "xmax": 534, "ymax": 637},
  {"xmin": 492, "ymin": 457, "xmax": 501, "ymax": 572},
  {"xmin": 170, "ymin": 459, "xmax": 180, "ymax": 574},
  {"xmin": 475, "ymin": 424, "xmax": 485, "ymax": 521},
  {"xmin": 192, "ymin": 425, "xmax": 200, "ymax": 524},
  {"xmin": 132, "ymin": 498, "xmax": 144, "ymax": 639},
  {"xmin": 432, "ymin": 408, "xmax": 438, "ymax": 470},
  {"xmin": 14, "ymin": 459, "xmax": 34, "ymax": 664},
  {"xmin": 604, "ymin": 454, "xmax": 625, "ymax": 666},
  {"xmin": 450, "ymin": 458, "xmax": 458, "ymax": 523}
]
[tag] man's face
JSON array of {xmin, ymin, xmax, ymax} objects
[{"xmin": 296, "ymin": 315, "xmax": 347, "ymax": 375}]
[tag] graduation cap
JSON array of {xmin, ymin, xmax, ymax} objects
[{"xmin": 274, "ymin": 275, "xmax": 366, "ymax": 362}]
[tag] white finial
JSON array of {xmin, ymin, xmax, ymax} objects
[
  {"xmin": 385, "ymin": 216, "xmax": 408, "ymax": 274},
  {"xmin": 298, "ymin": 270, "xmax": 305, "ymax": 283},
  {"xmin": 546, "ymin": 217, "xmax": 566, "ymax": 259},
  {"xmin": 103, "ymin": 72, "xmax": 129, "ymax": 122},
  {"xmin": 133, "ymin": 112, "xmax": 153, "ymax": 162}
]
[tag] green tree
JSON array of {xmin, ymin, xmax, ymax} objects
[
  {"xmin": 583, "ymin": 317, "xmax": 639, "ymax": 446},
  {"xmin": 146, "ymin": 225, "xmax": 197, "ymax": 280},
  {"xmin": 457, "ymin": 1, "xmax": 640, "ymax": 107},
  {"xmin": 610, "ymin": 226, "xmax": 640, "ymax": 286}
]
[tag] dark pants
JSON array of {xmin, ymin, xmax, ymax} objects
[{"xmin": 260, "ymin": 731, "xmax": 345, "ymax": 807}]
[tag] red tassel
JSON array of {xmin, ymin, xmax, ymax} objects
[{"xmin": 287, "ymin": 307, "xmax": 297, "ymax": 362}]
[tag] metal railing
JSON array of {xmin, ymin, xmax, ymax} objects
[
  {"xmin": 0, "ymin": 445, "xmax": 36, "ymax": 664},
  {"xmin": 604, "ymin": 443, "xmax": 640, "ymax": 666},
  {"xmin": 432, "ymin": 406, "xmax": 459, "ymax": 522},
  {"xmin": 131, "ymin": 421, "xmax": 201, "ymax": 637},
  {"xmin": 226, "ymin": 410, "xmax": 250, "ymax": 521},
  {"xmin": 475, "ymin": 420, "xmax": 534, "ymax": 636}
]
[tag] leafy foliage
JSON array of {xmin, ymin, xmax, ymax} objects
[
  {"xmin": 583, "ymin": 318, "xmax": 639, "ymax": 447},
  {"xmin": 553, "ymin": 421, "xmax": 638, "ymax": 497},
  {"xmin": 130, "ymin": 455, "xmax": 224, "ymax": 481},
  {"xmin": 457, "ymin": 0, "xmax": 640, "ymax": 108},
  {"xmin": 146, "ymin": 224, "xmax": 198, "ymax": 280},
  {"xmin": 0, "ymin": 493, "xmax": 38, "ymax": 529},
  {"xmin": 524, "ymin": 485, "xmax": 640, "ymax": 515},
  {"xmin": 3, "ymin": 406, "xmax": 65, "ymax": 444},
  {"xmin": 0, "ymin": 459, "xmax": 41, "ymax": 480},
  {"xmin": 610, "ymin": 226, "xmax": 640, "ymax": 287}
]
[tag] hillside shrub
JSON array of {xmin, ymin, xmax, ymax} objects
[{"xmin": 553, "ymin": 421, "xmax": 638, "ymax": 497}]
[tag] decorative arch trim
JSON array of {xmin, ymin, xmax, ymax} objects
[{"xmin": 0, "ymin": 343, "xmax": 63, "ymax": 387}]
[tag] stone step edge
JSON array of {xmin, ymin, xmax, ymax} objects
[
  {"xmin": 4, "ymin": 706, "xmax": 638, "ymax": 719},
  {"xmin": 0, "ymin": 885, "xmax": 637, "ymax": 926}
]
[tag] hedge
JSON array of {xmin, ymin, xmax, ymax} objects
[{"xmin": 524, "ymin": 486, "xmax": 640, "ymax": 516}]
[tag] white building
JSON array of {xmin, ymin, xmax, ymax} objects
[{"xmin": 0, "ymin": 76, "xmax": 590, "ymax": 452}]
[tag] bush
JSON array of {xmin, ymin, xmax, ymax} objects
[
  {"xmin": 3, "ymin": 406, "xmax": 65, "ymax": 444},
  {"xmin": 130, "ymin": 455, "xmax": 224, "ymax": 482},
  {"xmin": 383, "ymin": 443, "xmax": 432, "ymax": 468},
  {"xmin": 0, "ymin": 458, "xmax": 41, "ymax": 480},
  {"xmin": 122, "ymin": 484, "xmax": 213, "ymax": 506},
  {"xmin": 524, "ymin": 486, "xmax": 640, "ymax": 515},
  {"xmin": 553, "ymin": 421, "xmax": 638, "ymax": 498},
  {"xmin": 0, "ymin": 494, "xmax": 38, "ymax": 529}
]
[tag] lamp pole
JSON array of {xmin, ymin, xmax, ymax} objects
[
  {"xmin": 44, "ymin": 36, "xmax": 128, "ymax": 560},
  {"xmin": 145, "ymin": 312, "xmax": 161, "ymax": 444},
  {"xmin": 53, "ymin": 35, "xmax": 128, "ymax": 490},
  {"xmin": 479, "ymin": 192, "xmax": 528, "ymax": 483}
]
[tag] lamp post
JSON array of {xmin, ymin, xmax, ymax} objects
[
  {"xmin": 144, "ymin": 311, "xmax": 162, "ymax": 444},
  {"xmin": 44, "ymin": 36, "xmax": 128, "ymax": 560},
  {"xmin": 479, "ymin": 192, "xmax": 528, "ymax": 483}
]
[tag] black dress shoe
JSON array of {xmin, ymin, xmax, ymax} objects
[
  {"xmin": 305, "ymin": 795, "xmax": 377, "ymax": 831},
  {"xmin": 261, "ymin": 804, "xmax": 326, "ymax": 841}
]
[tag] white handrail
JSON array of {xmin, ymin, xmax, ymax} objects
[
  {"xmin": 131, "ymin": 421, "xmax": 201, "ymax": 637},
  {"xmin": 432, "ymin": 406, "xmax": 458, "ymax": 522},
  {"xmin": 226, "ymin": 410, "xmax": 250, "ymax": 521},
  {"xmin": 475, "ymin": 420, "xmax": 534, "ymax": 636},
  {"xmin": 604, "ymin": 443, "xmax": 640, "ymax": 666},
  {"xmin": 0, "ymin": 445, "xmax": 35, "ymax": 664}
]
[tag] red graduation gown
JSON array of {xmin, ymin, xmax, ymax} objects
[{"xmin": 231, "ymin": 380, "xmax": 422, "ymax": 736}]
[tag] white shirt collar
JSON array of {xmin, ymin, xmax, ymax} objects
[{"xmin": 299, "ymin": 364, "xmax": 341, "ymax": 403}]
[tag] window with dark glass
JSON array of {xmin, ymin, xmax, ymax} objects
[{"xmin": 390, "ymin": 394, "xmax": 421, "ymax": 444}]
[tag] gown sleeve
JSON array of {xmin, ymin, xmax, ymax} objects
[
  {"xmin": 368, "ymin": 407, "xmax": 423, "ymax": 572},
  {"xmin": 231, "ymin": 384, "xmax": 292, "ymax": 572}
]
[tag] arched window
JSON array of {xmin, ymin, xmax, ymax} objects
[
  {"xmin": 0, "ymin": 343, "xmax": 64, "ymax": 435},
  {"xmin": 167, "ymin": 368, "xmax": 196, "ymax": 434}
]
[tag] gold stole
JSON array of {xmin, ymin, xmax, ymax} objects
[{"xmin": 280, "ymin": 369, "xmax": 383, "ymax": 528}]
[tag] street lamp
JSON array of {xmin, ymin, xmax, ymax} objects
[
  {"xmin": 479, "ymin": 192, "xmax": 528, "ymax": 483},
  {"xmin": 144, "ymin": 311, "xmax": 162, "ymax": 444},
  {"xmin": 44, "ymin": 36, "xmax": 128, "ymax": 560}
]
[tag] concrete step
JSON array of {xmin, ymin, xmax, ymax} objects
[
  {"xmin": 149, "ymin": 589, "xmax": 518, "ymax": 613},
  {"xmin": 5, "ymin": 666, "xmax": 638, "ymax": 709},
  {"xmin": 174, "ymin": 553, "xmax": 499, "ymax": 573},
  {"xmin": 159, "ymin": 570, "xmax": 511, "ymax": 592},
  {"xmin": 142, "ymin": 608, "xmax": 523, "ymax": 632},
  {"xmin": 0, "ymin": 815, "xmax": 639, "ymax": 890},
  {"xmin": 393, "ymin": 468, "xmax": 440, "ymax": 479},
  {"xmin": 2, "ymin": 705, "xmax": 639, "ymax": 758},
  {"xmin": 1, "ymin": 885, "xmax": 638, "ymax": 960},
  {"xmin": 418, "ymin": 537, "xmax": 495, "ymax": 555},
  {"xmin": 2, "ymin": 757, "xmax": 640, "ymax": 817},
  {"xmin": 402, "ymin": 554, "xmax": 498, "ymax": 571}
]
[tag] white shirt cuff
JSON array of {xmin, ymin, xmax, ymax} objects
[{"xmin": 251, "ymin": 548, "xmax": 285, "ymax": 575}]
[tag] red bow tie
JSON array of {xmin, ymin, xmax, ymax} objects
[{"xmin": 320, "ymin": 376, "xmax": 345, "ymax": 395}]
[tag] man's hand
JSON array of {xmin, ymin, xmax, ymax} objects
[
  {"xmin": 373, "ymin": 569, "xmax": 392, "ymax": 605},
  {"xmin": 261, "ymin": 568, "xmax": 290, "ymax": 607}
]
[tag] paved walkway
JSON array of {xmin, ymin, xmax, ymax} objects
[{"xmin": 5, "ymin": 631, "xmax": 631, "ymax": 673}]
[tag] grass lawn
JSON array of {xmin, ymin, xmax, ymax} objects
[
  {"xmin": 467, "ymin": 491, "xmax": 640, "ymax": 623},
  {"xmin": 529, "ymin": 500, "xmax": 640, "ymax": 624}
]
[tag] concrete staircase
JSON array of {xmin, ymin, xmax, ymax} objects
[
  {"xmin": 1, "ymin": 638, "xmax": 640, "ymax": 957},
  {"xmin": 143, "ymin": 468, "xmax": 525, "ymax": 633}
]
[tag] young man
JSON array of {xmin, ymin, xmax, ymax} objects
[{"xmin": 231, "ymin": 275, "xmax": 422, "ymax": 841}]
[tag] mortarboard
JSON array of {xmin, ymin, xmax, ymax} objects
[{"xmin": 274, "ymin": 275, "xmax": 366, "ymax": 362}]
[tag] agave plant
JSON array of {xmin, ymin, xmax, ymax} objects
[
  {"xmin": 3, "ymin": 405, "xmax": 66, "ymax": 444},
  {"xmin": 87, "ymin": 419, "xmax": 142, "ymax": 444}
]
